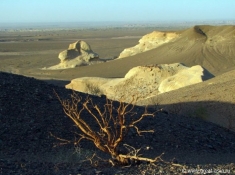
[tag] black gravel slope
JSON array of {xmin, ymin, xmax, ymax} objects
[{"xmin": 0, "ymin": 71, "xmax": 235, "ymax": 174}]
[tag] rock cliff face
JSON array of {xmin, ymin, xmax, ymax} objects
[
  {"xmin": 118, "ymin": 31, "xmax": 179, "ymax": 58},
  {"xmin": 46, "ymin": 40, "xmax": 99, "ymax": 69},
  {"xmin": 65, "ymin": 63, "xmax": 213, "ymax": 102}
]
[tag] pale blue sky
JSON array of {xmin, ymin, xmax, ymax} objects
[{"xmin": 0, "ymin": 0, "xmax": 234, "ymax": 23}]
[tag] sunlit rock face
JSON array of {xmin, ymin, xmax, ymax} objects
[
  {"xmin": 46, "ymin": 40, "xmax": 99, "ymax": 70},
  {"xmin": 118, "ymin": 31, "xmax": 179, "ymax": 58},
  {"xmin": 66, "ymin": 63, "xmax": 214, "ymax": 102}
]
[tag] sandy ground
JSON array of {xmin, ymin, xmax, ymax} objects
[
  {"xmin": 0, "ymin": 28, "xmax": 156, "ymax": 80},
  {"xmin": 1, "ymin": 25, "xmax": 234, "ymax": 81}
]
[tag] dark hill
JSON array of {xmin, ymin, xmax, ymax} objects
[{"xmin": 1, "ymin": 72, "xmax": 235, "ymax": 174}]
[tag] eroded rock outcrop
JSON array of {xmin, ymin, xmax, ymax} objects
[
  {"xmin": 118, "ymin": 31, "xmax": 179, "ymax": 58},
  {"xmin": 46, "ymin": 40, "xmax": 99, "ymax": 69},
  {"xmin": 66, "ymin": 63, "xmax": 214, "ymax": 102}
]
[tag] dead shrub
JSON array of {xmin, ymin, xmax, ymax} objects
[{"xmin": 54, "ymin": 91, "xmax": 165, "ymax": 165}]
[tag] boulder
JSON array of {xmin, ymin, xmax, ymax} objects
[
  {"xmin": 46, "ymin": 40, "xmax": 99, "ymax": 69},
  {"xmin": 118, "ymin": 31, "xmax": 179, "ymax": 58},
  {"xmin": 65, "ymin": 63, "xmax": 214, "ymax": 102}
]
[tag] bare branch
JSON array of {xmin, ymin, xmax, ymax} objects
[
  {"xmin": 119, "ymin": 152, "xmax": 165, "ymax": 164},
  {"xmin": 49, "ymin": 132, "xmax": 71, "ymax": 147},
  {"xmin": 54, "ymin": 90, "xmax": 164, "ymax": 165}
]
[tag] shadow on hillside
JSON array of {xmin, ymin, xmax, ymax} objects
[
  {"xmin": 42, "ymin": 78, "xmax": 235, "ymax": 132},
  {"xmin": 1, "ymin": 71, "xmax": 235, "ymax": 165},
  {"xmin": 42, "ymin": 79, "xmax": 71, "ymax": 87},
  {"xmin": 49, "ymin": 95, "xmax": 235, "ymax": 165},
  {"xmin": 144, "ymin": 100, "xmax": 235, "ymax": 132}
]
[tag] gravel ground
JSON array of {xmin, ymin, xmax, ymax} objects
[{"xmin": 1, "ymin": 71, "xmax": 235, "ymax": 174}]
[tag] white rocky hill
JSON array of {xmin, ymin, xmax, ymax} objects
[
  {"xmin": 118, "ymin": 31, "xmax": 179, "ymax": 58},
  {"xmin": 65, "ymin": 63, "xmax": 213, "ymax": 102}
]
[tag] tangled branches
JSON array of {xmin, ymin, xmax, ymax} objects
[{"xmin": 55, "ymin": 91, "xmax": 163, "ymax": 165}]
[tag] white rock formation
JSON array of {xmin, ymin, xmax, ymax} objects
[
  {"xmin": 158, "ymin": 65, "xmax": 206, "ymax": 93},
  {"xmin": 118, "ymin": 31, "xmax": 179, "ymax": 58},
  {"xmin": 45, "ymin": 40, "xmax": 99, "ymax": 69},
  {"xmin": 66, "ymin": 63, "xmax": 213, "ymax": 102}
]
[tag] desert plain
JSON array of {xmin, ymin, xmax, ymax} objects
[
  {"xmin": 0, "ymin": 28, "xmax": 155, "ymax": 79},
  {"xmin": 1, "ymin": 25, "xmax": 235, "ymax": 128},
  {"xmin": 1, "ymin": 25, "xmax": 235, "ymax": 174}
]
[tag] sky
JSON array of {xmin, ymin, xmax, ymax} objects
[{"xmin": 0, "ymin": 0, "xmax": 235, "ymax": 23}]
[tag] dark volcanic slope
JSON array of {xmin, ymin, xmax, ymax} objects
[
  {"xmin": 1, "ymin": 72, "xmax": 235, "ymax": 174},
  {"xmin": 20, "ymin": 25, "xmax": 235, "ymax": 80},
  {"xmin": 0, "ymin": 72, "xmax": 75, "ymax": 153}
]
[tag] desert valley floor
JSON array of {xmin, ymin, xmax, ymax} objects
[{"xmin": 1, "ymin": 25, "xmax": 235, "ymax": 174}]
